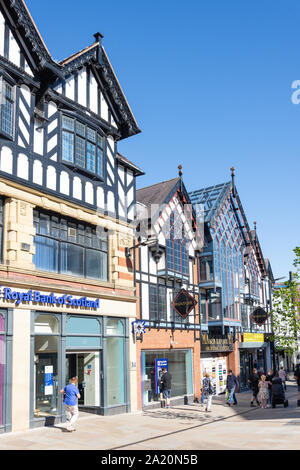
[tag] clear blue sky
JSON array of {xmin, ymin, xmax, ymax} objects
[{"xmin": 27, "ymin": 0, "xmax": 300, "ymax": 279}]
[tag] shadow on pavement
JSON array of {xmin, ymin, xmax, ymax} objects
[{"xmin": 142, "ymin": 383, "xmax": 300, "ymax": 425}]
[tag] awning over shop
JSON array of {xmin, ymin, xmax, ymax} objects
[{"xmin": 239, "ymin": 342, "xmax": 268, "ymax": 349}]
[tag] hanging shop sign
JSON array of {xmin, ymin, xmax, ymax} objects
[
  {"xmin": 171, "ymin": 289, "xmax": 197, "ymax": 319},
  {"xmin": 131, "ymin": 320, "xmax": 146, "ymax": 335},
  {"xmin": 243, "ymin": 333, "xmax": 264, "ymax": 343},
  {"xmin": 251, "ymin": 307, "xmax": 269, "ymax": 326},
  {"xmin": 0, "ymin": 286, "xmax": 99, "ymax": 309}
]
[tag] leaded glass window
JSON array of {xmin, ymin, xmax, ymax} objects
[
  {"xmin": 165, "ymin": 210, "xmax": 189, "ymax": 276},
  {"xmin": 149, "ymin": 285, "xmax": 167, "ymax": 321},
  {"xmin": 0, "ymin": 80, "xmax": 15, "ymax": 137},
  {"xmin": 62, "ymin": 114, "xmax": 105, "ymax": 178}
]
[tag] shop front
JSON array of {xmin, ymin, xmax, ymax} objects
[
  {"xmin": 0, "ymin": 284, "xmax": 136, "ymax": 432},
  {"xmin": 141, "ymin": 349, "xmax": 193, "ymax": 407},
  {"xmin": 0, "ymin": 309, "xmax": 12, "ymax": 433},
  {"xmin": 31, "ymin": 312, "xmax": 129, "ymax": 426},
  {"xmin": 239, "ymin": 333, "xmax": 271, "ymax": 390},
  {"xmin": 200, "ymin": 334, "xmax": 234, "ymax": 395}
]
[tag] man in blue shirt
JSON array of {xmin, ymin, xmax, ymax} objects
[{"xmin": 60, "ymin": 377, "xmax": 80, "ymax": 432}]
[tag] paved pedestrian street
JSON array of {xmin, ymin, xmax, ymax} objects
[{"xmin": 0, "ymin": 381, "xmax": 300, "ymax": 451}]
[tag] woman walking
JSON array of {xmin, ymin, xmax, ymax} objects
[
  {"xmin": 202, "ymin": 373, "xmax": 214, "ymax": 412},
  {"xmin": 258, "ymin": 375, "xmax": 269, "ymax": 408}
]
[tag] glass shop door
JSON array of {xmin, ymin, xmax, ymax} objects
[{"xmin": 65, "ymin": 352, "xmax": 101, "ymax": 407}]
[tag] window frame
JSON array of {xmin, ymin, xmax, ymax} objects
[
  {"xmin": 61, "ymin": 113, "xmax": 105, "ymax": 180},
  {"xmin": 33, "ymin": 208, "xmax": 109, "ymax": 282},
  {"xmin": 149, "ymin": 284, "xmax": 167, "ymax": 322},
  {"xmin": 0, "ymin": 77, "xmax": 15, "ymax": 140},
  {"xmin": 165, "ymin": 211, "xmax": 189, "ymax": 276}
]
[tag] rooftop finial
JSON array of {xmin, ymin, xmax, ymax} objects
[
  {"xmin": 178, "ymin": 164, "xmax": 183, "ymax": 177},
  {"xmin": 254, "ymin": 221, "xmax": 257, "ymax": 231},
  {"xmin": 94, "ymin": 32, "xmax": 104, "ymax": 45},
  {"xmin": 231, "ymin": 166, "xmax": 236, "ymax": 197}
]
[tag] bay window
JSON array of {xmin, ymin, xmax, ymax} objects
[{"xmin": 61, "ymin": 115, "xmax": 104, "ymax": 178}]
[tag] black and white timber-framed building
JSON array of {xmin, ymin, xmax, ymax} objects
[{"xmin": 0, "ymin": 0, "xmax": 144, "ymax": 433}]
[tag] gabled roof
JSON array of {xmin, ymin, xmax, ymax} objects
[
  {"xmin": 4, "ymin": 0, "xmax": 141, "ymax": 139},
  {"xmin": 116, "ymin": 153, "xmax": 144, "ymax": 176},
  {"xmin": 189, "ymin": 179, "xmax": 270, "ymax": 277},
  {"xmin": 136, "ymin": 177, "xmax": 180, "ymax": 207},
  {"xmin": 250, "ymin": 230, "xmax": 267, "ymax": 277},
  {"xmin": 137, "ymin": 175, "xmax": 204, "ymax": 250},
  {"xmin": 189, "ymin": 182, "xmax": 232, "ymax": 223},
  {"xmin": 264, "ymin": 258, "xmax": 274, "ymax": 282}
]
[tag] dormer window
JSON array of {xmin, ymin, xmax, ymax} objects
[
  {"xmin": 61, "ymin": 115, "xmax": 104, "ymax": 179},
  {"xmin": 0, "ymin": 79, "xmax": 15, "ymax": 139}
]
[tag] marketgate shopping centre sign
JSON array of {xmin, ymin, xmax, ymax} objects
[{"xmin": 0, "ymin": 286, "xmax": 99, "ymax": 309}]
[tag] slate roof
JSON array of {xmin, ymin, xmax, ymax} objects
[{"xmin": 136, "ymin": 177, "xmax": 180, "ymax": 207}]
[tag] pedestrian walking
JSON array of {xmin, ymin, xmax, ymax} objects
[
  {"xmin": 266, "ymin": 369, "xmax": 274, "ymax": 408},
  {"xmin": 258, "ymin": 375, "xmax": 269, "ymax": 408},
  {"xmin": 200, "ymin": 377, "xmax": 205, "ymax": 407},
  {"xmin": 160, "ymin": 368, "xmax": 172, "ymax": 409},
  {"xmin": 278, "ymin": 366, "xmax": 287, "ymax": 391},
  {"xmin": 60, "ymin": 377, "xmax": 81, "ymax": 432},
  {"xmin": 226, "ymin": 369, "xmax": 239, "ymax": 406},
  {"xmin": 248, "ymin": 368, "xmax": 260, "ymax": 407},
  {"xmin": 202, "ymin": 373, "xmax": 214, "ymax": 412}
]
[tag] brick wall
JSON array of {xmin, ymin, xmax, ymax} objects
[{"xmin": 136, "ymin": 329, "xmax": 201, "ymax": 409}]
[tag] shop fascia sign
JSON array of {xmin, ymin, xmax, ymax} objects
[
  {"xmin": 201, "ymin": 334, "xmax": 234, "ymax": 352},
  {"xmin": 243, "ymin": 332, "xmax": 264, "ymax": 343},
  {"xmin": 0, "ymin": 286, "xmax": 100, "ymax": 309}
]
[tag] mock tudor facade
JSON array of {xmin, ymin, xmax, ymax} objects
[
  {"xmin": 133, "ymin": 170, "xmax": 205, "ymax": 408},
  {"xmin": 0, "ymin": 0, "xmax": 143, "ymax": 433}
]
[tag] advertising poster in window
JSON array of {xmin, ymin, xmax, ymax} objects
[
  {"xmin": 155, "ymin": 358, "xmax": 168, "ymax": 394},
  {"xmin": 44, "ymin": 365, "xmax": 53, "ymax": 396}
]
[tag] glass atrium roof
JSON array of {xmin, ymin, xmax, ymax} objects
[{"xmin": 189, "ymin": 182, "xmax": 232, "ymax": 223}]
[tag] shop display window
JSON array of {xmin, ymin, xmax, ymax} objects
[
  {"xmin": 142, "ymin": 349, "xmax": 193, "ymax": 405},
  {"xmin": 34, "ymin": 315, "xmax": 59, "ymax": 417},
  {"xmin": 106, "ymin": 319, "xmax": 125, "ymax": 406}
]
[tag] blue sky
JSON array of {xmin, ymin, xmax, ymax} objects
[{"xmin": 27, "ymin": 0, "xmax": 300, "ymax": 279}]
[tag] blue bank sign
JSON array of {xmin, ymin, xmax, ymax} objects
[{"xmin": 1, "ymin": 286, "xmax": 100, "ymax": 309}]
